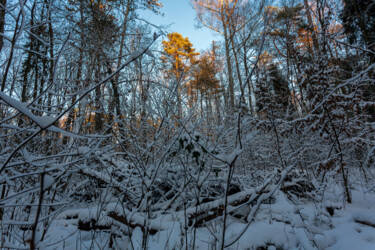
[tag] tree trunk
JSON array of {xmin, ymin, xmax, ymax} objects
[
  {"xmin": 95, "ymin": 65, "xmax": 103, "ymax": 132},
  {"xmin": 303, "ymin": 0, "xmax": 320, "ymax": 54},
  {"xmin": 46, "ymin": 0, "xmax": 54, "ymax": 113},
  {"xmin": 113, "ymin": 0, "xmax": 132, "ymax": 121},
  {"xmin": 1, "ymin": 10, "xmax": 20, "ymax": 92},
  {"xmin": 0, "ymin": 0, "xmax": 7, "ymax": 52},
  {"xmin": 223, "ymin": 21, "xmax": 235, "ymax": 111},
  {"xmin": 243, "ymin": 44, "xmax": 254, "ymax": 116},
  {"xmin": 229, "ymin": 24, "xmax": 246, "ymax": 109}
]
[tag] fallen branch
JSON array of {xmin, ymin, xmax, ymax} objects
[
  {"xmin": 355, "ymin": 219, "xmax": 375, "ymax": 228},
  {"xmin": 187, "ymin": 187, "xmax": 272, "ymax": 227},
  {"xmin": 107, "ymin": 211, "xmax": 158, "ymax": 235}
]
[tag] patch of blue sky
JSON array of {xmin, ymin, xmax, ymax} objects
[{"xmin": 138, "ymin": 0, "xmax": 219, "ymax": 52}]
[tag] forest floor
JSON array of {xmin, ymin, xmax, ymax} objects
[{"xmin": 23, "ymin": 186, "xmax": 375, "ymax": 250}]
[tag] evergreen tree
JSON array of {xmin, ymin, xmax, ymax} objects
[
  {"xmin": 161, "ymin": 32, "xmax": 199, "ymax": 119},
  {"xmin": 341, "ymin": 0, "xmax": 375, "ymax": 58},
  {"xmin": 161, "ymin": 32, "xmax": 199, "ymax": 80},
  {"xmin": 341, "ymin": 0, "xmax": 375, "ymax": 121},
  {"xmin": 191, "ymin": 51, "xmax": 222, "ymax": 118}
]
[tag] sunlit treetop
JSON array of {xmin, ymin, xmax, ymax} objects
[
  {"xmin": 138, "ymin": 0, "xmax": 163, "ymax": 14},
  {"xmin": 161, "ymin": 32, "xmax": 200, "ymax": 79},
  {"xmin": 67, "ymin": 0, "xmax": 163, "ymax": 14},
  {"xmin": 146, "ymin": 0, "xmax": 163, "ymax": 9},
  {"xmin": 191, "ymin": 52, "xmax": 221, "ymax": 92}
]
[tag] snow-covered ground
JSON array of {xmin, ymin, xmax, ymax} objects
[{"xmin": 6, "ymin": 188, "xmax": 373, "ymax": 250}]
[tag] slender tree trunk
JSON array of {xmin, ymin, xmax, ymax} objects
[
  {"xmin": 243, "ymin": 44, "xmax": 254, "ymax": 115},
  {"xmin": 0, "ymin": 0, "xmax": 7, "ymax": 52},
  {"xmin": 113, "ymin": 0, "xmax": 132, "ymax": 121},
  {"xmin": 1, "ymin": 10, "xmax": 21, "ymax": 92},
  {"xmin": 46, "ymin": 0, "xmax": 54, "ymax": 113},
  {"xmin": 31, "ymin": 2, "xmax": 40, "ymax": 103},
  {"xmin": 200, "ymin": 90, "xmax": 203, "ymax": 118},
  {"xmin": 229, "ymin": 25, "xmax": 246, "ymax": 109},
  {"xmin": 94, "ymin": 63, "xmax": 103, "ymax": 132},
  {"xmin": 223, "ymin": 21, "xmax": 235, "ymax": 111},
  {"xmin": 214, "ymin": 90, "xmax": 221, "ymax": 123},
  {"xmin": 303, "ymin": 0, "xmax": 320, "ymax": 54}
]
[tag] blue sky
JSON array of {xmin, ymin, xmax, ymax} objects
[{"xmin": 140, "ymin": 0, "xmax": 218, "ymax": 52}]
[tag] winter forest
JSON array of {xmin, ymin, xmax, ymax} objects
[{"xmin": 0, "ymin": 0, "xmax": 375, "ymax": 249}]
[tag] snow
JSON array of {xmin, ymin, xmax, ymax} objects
[
  {"xmin": 3, "ymin": 187, "xmax": 370, "ymax": 250},
  {"xmin": 217, "ymin": 146, "xmax": 243, "ymax": 163},
  {"xmin": 131, "ymin": 227, "xmax": 143, "ymax": 249},
  {"xmin": 43, "ymin": 174, "xmax": 55, "ymax": 190},
  {"xmin": 145, "ymin": 49, "xmax": 155, "ymax": 58},
  {"xmin": 0, "ymin": 91, "xmax": 56, "ymax": 129},
  {"xmin": 2, "ymin": 1, "xmax": 375, "ymax": 249},
  {"xmin": 77, "ymin": 146, "xmax": 91, "ymax": 154},
  {"xmin": 48, "ymin": 126, "xmax": 86, "ymax": 139}
]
